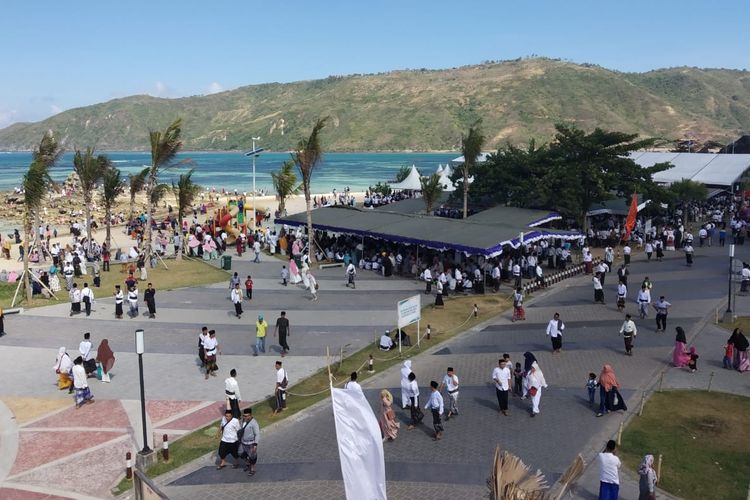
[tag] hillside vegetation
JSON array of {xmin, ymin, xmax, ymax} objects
[{"xmin": 1, "ymin": 58, "xmax": 748, "ymax": 151}]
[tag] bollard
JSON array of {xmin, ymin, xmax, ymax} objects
[
  {"xmin": 658, "ymin": 371, "xmax": 664, "ymax": 393},
  {"xmin": 707, "ymin": 371, "xmax": 715, "ymax": 392},
  {"xmin": 656, "ymin": 454, "xmax": 663, "ymax": 481},
  {"xmin": 638, "ymin": 392, "xmax": 646, "ymax": 417},
  {"xmin": 126, "ymin": 451, "xmax": 133, "ymax": 479},
  {"xmin": 617, "ymin": 421, "xmax": 624, "ymax": 445},
  {"xmin": 162, "ymin": 434, "xmax": 169, "ymax": 461},
  {"xmin": 368, "ymin": 354, "xmax": 374, "ymax": 373}
]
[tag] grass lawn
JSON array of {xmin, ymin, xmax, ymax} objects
[
  {"xmin": 719, "ymin": 316, "xmax": 750, "ymax": 333},
  {"xmin": 0, "ymin": 257, "xmax": 229, "ymax": 310},
  {"xmin": 112, "ymin": 292, "xmax": 512, "ymax": 495},
  {"xmin": 620, "ymin": 390, "xmax": 750, "ymax": 500}
]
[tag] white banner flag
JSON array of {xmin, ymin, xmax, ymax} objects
[{"xmin": 331, "ymin": 387, "xmax": 387, "ymax": 500}]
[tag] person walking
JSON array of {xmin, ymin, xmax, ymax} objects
[
  {"xmin": 405, "ymin": 372, "xmax": 424, "ymax": 429},
  {"xmin": 345, "ymin": 262, "xmax": 356, "ymax": 289},
  {"xmin": 72, "ymin": 356, "xmax": 94, "ymax": 409},
  {"xmin": 225, "ymin": 368, "xmax": 242, "ymax": 419},
  {"xmin": 644, "ymin": 241, "xmax": 653, "ymax": 261},
  {"xmin": 378, "ymin": 389, "xmax": 400, "ymax": 441},
  {"xmin": 69, "ymin": 283, "xmax": 82, "ymax": 316},
  {"xmin": 81, "ymin": 282, "xmax": 94, "ymax": 317},
  {"xmin": 238, "ymin": 407, "xmax": 260, "ymax": 476},
  {"xmin": 593, "ymin": 274, "xmax": 605, "ymax": 304},
  {"xmin": 512, "ymin": 287, "xmax": 525, "ymax": 322},
  {"xmin": 215, "ymin": 409, "xmax": 241, "ymax": 469},
  {"xmin": 231, "ymin": 282, "xmax": 243, "ymax": 319},
  {"xmin": 653, "ymin": 295, "xmax": 671, "ymax": 332},
  {"xmin": 623, "ymin": 243, "xmax": 631, "ymax": 265},
  {"xmin": 637, "ymin": 284, "xmax": 651, "ymax": 319},
  {"xmin": 525, "ymin": 361, "xmax": 547, "ymax": 417},
  {"xmin": 272, "ymin": 361, "xmax": 287, "ymax": 415},
  {"xmin": 198, "ymin": 326, "xmax": 209, "ymax": 369},
  {"xmin": 637, "ymin": 454, "xmax": 658, "ymax": 500},
  {"xmin": 492, "ymin": 358, "xmax": 511, "ymax": 416},
  {"xmin": 204, "ymin": 330, "xmax": 220, "ymax": 379},
  {"xmin": 424, "ymin": 381, "xmax": 444, "ymax": 441},
  {"xmin": 229, "ymin": 272, "xmax": 240, "ymax": 294},
  {"xmin": 308, "ymin": 273, "xmax": 318, "ymax": 301},
  {"xmin": 113, "ymin": 285, "xmax": 124, "ymax": 319},
  {"xmin": 616, "ymin": 281, "xmax": 627, "ymax": 312},
  {"xmin": 546, "ymin": 312, "xmax": 565, "ymax": 353},
  {"xmin": 598, "ymin": 440, "xmax": 621, "ymax": 500},
  {"xmin": 144, "ymin": 283, "xmax": 156, "ymax": 319},
  {"xmin": 684, "ymin": 242, "xmax": 694, "ymax": 266},
  {"xmin": 423, "ymin": 267, "xmax": 432, "ymax": 294},
  {"xmin": 79, "ymin": 332, "xmax": 97, "ymax": 375},
  {"xmin": 253, "ymin": 239, "xmax": 261, "ymax": 263},
  {"xmin": 619, "ymin": 314, "xmax": 637, "ymax": 356},
  {"xmin": 274, "ymin": 311, "xmax": 291, "ymax": 356},
  {"xmin": 596, "ymin": 365, "xmax": 627, "ymax": 417},
  {"xmin": 400, "ymin": 360, "xmax": 413, "ymax": 409},
  {"xmin": 439, "ymin": 367, "xmax": 459, "ymax": 419},
  {"xmin": 95, "ymin": 339, "xmax": 115, "ymax": 383},
  {"xmin": 617, "ymin": 264, "xmax": 629, "ymax": 288},
  {"xmin": 244, "ymin": 275, "xmax": 253, "ymax": 300},
  {"xmin": 254, "ymin": 315, "xmax": 268, "ymax": 355},
  {"xmin": 127, "ymin": 285, "xmax": 139, "ymax": 318}
]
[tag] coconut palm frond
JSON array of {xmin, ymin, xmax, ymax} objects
[
  {"xmin": 460, "ymin": 121, "xmax": 485, "ymax": 218},
  {"xmin": 292, "ymin": 116, "xmax": 329, "ymax": 183},
  {"xmin": 149, "ymin": 118, "xmax": 183, "ymax": 172},
  {"xmin": 102, "ymin": 166, "xmax": 124, "ymax": 208},
  {"xmin": 555, "ymin": 454, "xmax": 585, "ymax": 500},
  {"xmin": 150, "ymin": 183, "xmax": 170, "ymax": 205},
  {"xmin": 420, "ymin": 173, "xmax": 442, "ymax": 214},
  {"xmin": 23, "ymin": 162, "xmax": 50, "ymax": 211},
  {"xmin": 488, "ymin": 447, "xmax": 549, "ymax": 500},
  {"xmin": 173, "ymin": 168, "xmax": 201, "ymax": 216},
  {"xmin": 73, "ymin": 147, "xmax": 107, "ymax": 194},
  {"xmin": 32, "ymin": 131, "xmax": 64, "ymax": 169}
]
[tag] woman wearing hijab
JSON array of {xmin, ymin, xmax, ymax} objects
[
  {"xmin": 521, "ymin": 352, "xmax": 537, "ymax": 398},
  {"xmin": 728, "ymin": 328, "xmax": 750, "ymax": 372},
  {"xmin": 96, "ymin": 339, "xmax": 115, "ymax": 383},
  {"xmin": 378, "ymin": 389, "xmax": 400, "ymax": 441},
  {"xmin": 596, "ymin": 365, "xmax": 627, "ymax": 417},
  {"xmin": 400, "ymin": 360, "xmax": 413, "ymax": 409},
  {"xmin": 53, "ymin": 347, "xmax": 74, "ymax": 392},
  {"xmin": 524, "ymin": 361, "xmax": 548, "ymax": 417},
  {"xmin": 672, "ymin": 327, "xmax": 690, "ymax": 367},
  {"xmin": 638, "ymin": 454, "xmax": 658, "ymax": 500}
]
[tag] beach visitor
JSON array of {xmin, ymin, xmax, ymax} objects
[
  {"xmin": 144, "ymin": 283, "xmax": 156, "ymax": 319},
  {"xmin": 400, "ymin": 360, "xmax": 413, "ymax": 408},
  {"xmin": 239, "ymin": 408, "xmax": 260, "ymax": 475},
  {"xmin": 424, "ymin": 381, "xmax": 444, "ymax": 440},
  {"xmin": 216, "ymin": 409, "xmax": 241, "ymax": 470},
  {"xmin": 127, "ymin": 285, "xmax": 139, "ymax": 318},
  {"xmin": 204, "ymin": 330, "xmax": 220, "ymax": 379},
  {"xmin": 439, "ymin": 367, "xmax": 459, "ymax": 419},
  {"xmin": 525, "ymin": 361, "xmax": 547, "ymax": 417},
  {"xmin": 379, "ymin": 389, "xmax": 400, "ymax": 441},
  {"xmin": 619, "ymin": 314, "xmax": 637, "ymax": 356},
  {"xmin": 225, "ymin": 368, "xmax": 242, "ymax": 419},
  {"xmin": 598, "ymin": 440, "xmax": 621, "ymax": 500},
  {"xmin": 492, "ymin": 358, "xmax": 511, "ymax": 416},
  {"xmin": 272, "ymin": 361, "xmax": 287, "ymax": 415},
  {"xmin": 672, "ymin": 327, "xmax": 691, "ymax": 367},
  {"xmin": 244, "ymin": 275, "xmax": 253, "ymax": 300},
  {"xmin": 274, "ymin": 311, "xmax": 290, "ymax": 356},
  {"xmin": 53, "ymin": 347, "xmax": 74, "ymax": 392},
  {"xmin": 72, "ymin": 356, "xmax": 94, "ymax": 409},
  {"xmin": 638, "ymin": 454, "xmax": 657, "ymax": 500},
  {"xmin": 596, "ymin": 365, "xmax": 627, "ymax": 417},
  {"xmin": 546, "ymin": 312, "xmax": 565, "ymax": 353},
  {"xmin": 406, "ymin": 372, "xmax": 423, "ymax": 429},
  {"xmin": 95, "ymin": 339, "xmax": 115, "ymax": 383},
  {"xmin": 254, "ymin": 315, "xmax": 268, "ymax": 355},
  {"xmin": 231, "ymin": 283, "xmax": 243, "ymax": 319}
]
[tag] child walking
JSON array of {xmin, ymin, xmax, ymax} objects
[
  {"xmin": 513, "ymin": 362, "xmax": 523, "ymax": 397},
  {"xmin": 723, "ymin": 341, "xmax": 734, "ymax": 369},
  {"xmin": 586, "ymin": 372, "xmax": 598, "ymax": 406},
  {"xmin": 280, "ymin": 265, "xmax": 289, "ymax": 286}
]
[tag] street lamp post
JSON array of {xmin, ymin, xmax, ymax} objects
[
  {"xmin": 135, "ymin": 329, "xmax": 151, "ymax": 454},
  {"xmin": 245, "ymin": 137, "xmax": 262, "ymax": 231},
  {"xmin": 725, "ymin": 245, "xmax": 735, "ymax": 320}
]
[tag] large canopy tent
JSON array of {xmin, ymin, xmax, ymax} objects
[
  {"xmin": 276, "ymin": 202, "xmax": 580, "ymax": 258},
  {"xmin": 629, "ymin": 152, "xmax": 750, "ymax": 188},
  {"xmin": 388, "ymin": 165, "xmax": 422, "ymax": 191}
]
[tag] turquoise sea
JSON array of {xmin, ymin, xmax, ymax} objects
[{"xmin": 0, "ymin": 151, "xmax": 458, "ymax": 194}]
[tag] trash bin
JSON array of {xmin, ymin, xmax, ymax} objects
[{"xmin": 222, "ymin": 255, "xmax": 232, "ymax": 270}]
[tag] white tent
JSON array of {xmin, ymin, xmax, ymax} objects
[
  {"xmin": 438, "ymin": 172, "xmax": 455, "ymax": 192},
  {"xmin": 449, "ymin": 152, "xmax": 491, "ymax": 168},
  {"xmin": 389, "ymin": 165, "xmax": 422, "ymax": 190},
  {"xmin": 436, "ymin": 164, "xmax": 445, "ymax": 175},
  {"xmin": 629, "ymin": 151, "xmax": 750, "ymax": 187}
]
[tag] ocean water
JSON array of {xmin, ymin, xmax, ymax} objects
[{"xmin": 0, "ymin": 151, "xmax": 458, "ymax": 194}]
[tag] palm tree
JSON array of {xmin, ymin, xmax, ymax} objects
[
  {"xmin": 73, "ymin": 148, "xmax": 108, "ymax": 255},
  {"xmin": 23, "ymin": 132, "xmax": 62, "ymax": 303},
  {"xmin": 101, "ymin": 166, "xmax": 124, "ymax": 251},
  {"xmin": 460, "ymin": 122, "xmax": 485, "ymax": 218},
  {"xmin": 271, "ymin": 159, "xmax": 299, "ymax": 217},
  {"xmin": 128, "ymin": 167, "xmax": 149, "ymax": 225},
  {"xmin": 172, "ymin": 168, "xmax": 200, "ymax": 260},
  {"xmin": 420, "ymin": 173, "xmax": 443, "ymax": 214},
  {"xmin": 144, "ymin": 118, "xmax": 184, "ymax": 259},
  {"xmin": 292, "ymin": 117, "xmax": 329, "ymax": 257}
]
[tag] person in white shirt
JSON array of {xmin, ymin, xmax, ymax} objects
[
  {"xmin": 230, "ymin": 283, "xmax": 243, "ymax": 319},
  {"xmin": 546, "ymin": 312, "xmax": 565, "ymax": 353},
  {"xmin": 127, "ymin": 285, "xmax": 139, "ymax": 318},
  {"xmin": 637, "ymin": 285, "xmax": 651, "ymax": 319},
  {"xmin": 216, "ymin": 409, "xmax": 241, "ymax": 469},
  {"xmin": 423, "ymin": 268, "xmax": 432, "ymax": 294},
  {"xmin": 616, "ymin": 281, "xmax": 627, "ymax": 312},
  {"xmin": 308, "ymin": 273, "xmax": 318, "ymax": 301},
  {"xmin": 623, "ymin": 243, "xmax": 632, "ymax": 265},
  {"xmin": 272, "ymin": 361, "xmax": 288, "ymax": 415},
  {"xmin": 598, "ymin": 440, "xmax": 621, "ymax": 499},
  {"xmin": 225, "ymin": 369, "xmax": 242, "ymax": 418},
  {"xmin": 69, "ymin": 283, "xmax": 82, "ymax": 316},
  {"xmin": 72, "ymin": 356, "xmax": 94, "ymax": 408},
  {"xmin": 238, "ymin": 408, "xmax": 260, "ymax": 475},
  {"xmin": 439, "ymin": 367, "xmax": 459, "ymax": 418},
  {"xmin": 400, "ymin": 359, "xmax": 413, "ymax": 408},
  {"xmin": 645, "ymin": 241, "xmax": 653, "ymax": 261},
  {"xmin": 741, "ymin": 264, "xmax": 750, "ymax": 293},
  {"xmin": 81, "ymin": 282, "xmax": 94, "ymax": 317},
  {"xmin": 379, "ymin": 331, "xmax": 395, "ymax": 351},
  {"xmin": 619, "ymin": 314, "xmax": 638, "ymax": 356},
  {"xmin": 512, "ymin": 263, "xmax": 522, "ymax": 289},
  {"xmin": 344, "ymin": 371, "xmax": 362, "ymax": 392},
  {"xmin": 345, "ymin": 262, "xmax": 356, "ymax": 288},
  {"xmin": 491, "ymin": 264, "xmax": 501, "ymax": 292},
  {"xmin": 596, "ymin": 262, "xmax": 609, "ymax": 285},
  {"xmin": 78, "ymin": 332, "xmax": 96, "ymax": 375},
  {"xmin": 253, "ymin": 240, "xmax": 261, "ymax": 263},
  {"xmin": 492, "ymin": 359, "xmax": 512, "ymax": 416},
  {"xmin": 525, "ymin": 361, "xmax": 548, "ymax": 417},
  {"xmin": 406, "ymin": 372, "xmax": 423, "ymax": 429},
  {"xmin": 653, "ymin": 295, "xmax": 671, "ymax": 332},
  {"xmin": 203, "ymin": 330, "xmax": 220, "ymax": 379},
  {"xmin": 113, "ymin": 285, "xmax": 124, "ymax": 319},
  {"xmin": 423, "ymin": 381, "xmax": 444, "ymax": 440},
  {"xmin": 593, "ymin": 275, "xmax": 605, "ymax": 304},
  {"xmin": 684, "ymin": 243, "xmax": 694, "ymax": 267}
]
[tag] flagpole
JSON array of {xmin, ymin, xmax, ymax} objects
[{"xmin": 326, "ymin": 346, "xmax": 333, "ymax": 390}]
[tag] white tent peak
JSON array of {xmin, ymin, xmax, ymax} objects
[{"xmin": 389, "ymin": 165, "xmax": 422, "ymax": 190}]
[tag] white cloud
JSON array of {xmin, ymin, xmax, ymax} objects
[
  {"xmin": 206, "ymin": 81, "xmax": 224, "ymax": 95},
  {"xmin": 148, "ymin": 81, "xmax": 177, "ymax": 98},
  {"xmin": 0, "ymin": 109, "xmax": 18, "ymax": 129},
  {"xmin": 50, "ymin": 104, "xmax": 63, "ymax": 115}
]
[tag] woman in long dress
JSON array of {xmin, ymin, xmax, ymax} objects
[
  {"xmin": 672, "ymin": 327, "xmax": 691, "ymax": 367},
  {"xmin": 524, "ymin": 361, "xmax": 548, "ymax": 417},
  {"xmin": 96, "ymin": 339, "xmax": 115, "ymax": 383},
  {"xmin": 638, "ymin": 454, "xmax": 658, "ymax": 500},
  {"xmin": 53, "ymin": 347, "xmax": 74, "ymax": 391},
  {"xmin": 288, "ymin": 258, "xmax": 302, "ymax": 284},
  {"xmin": 400, "ymin": 360, "xmax": 412, "ymax": 409},
  {"xmin": 596, "ymin": 364, "xmax": 627, "ymax": 417},
  {"xmin": 378, "ymin": 389, "xmax": 400, "ymax": 441}
]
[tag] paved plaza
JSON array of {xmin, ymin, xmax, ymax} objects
[{"xmin": 0, "ymin": 240, "xmax": 747, "ymax": 499}]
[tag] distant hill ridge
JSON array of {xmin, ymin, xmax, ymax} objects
[{"xmin": 1, "ymin": 58, "xmax": 748, "ymax": 151}]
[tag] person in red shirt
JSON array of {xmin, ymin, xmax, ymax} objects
[{"xmin": 245, "ymin": 275, "xmax": 253, "ymax": 300}]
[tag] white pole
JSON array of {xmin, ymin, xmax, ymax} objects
[
  {"xmin": 251, "ymin": 137, "xmax": 260, "ymax": 231},
  {"xmin": 417, "ymin": 319, "xmax": 420, "ymax": 347},
  {"xmin": 398, "ymin": 327, "xmax": 402, "ymax": 354}
]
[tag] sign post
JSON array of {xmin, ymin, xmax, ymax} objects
[{"xmin": 397, "ymin": 295, "xmax": 422, "ymax": 349}]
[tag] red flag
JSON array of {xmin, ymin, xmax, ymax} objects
[{"xmin": 622, "ymin": 193, "xmax": 638, "ymax": 241}]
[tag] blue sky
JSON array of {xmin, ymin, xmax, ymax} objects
[{"xmin": 1, "ymin": 0, "xmax": 748, "ymax": 128}]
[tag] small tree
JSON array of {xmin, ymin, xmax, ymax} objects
[
  {"xmin": 271, "ymin": 160, "xmax": 299, "ymax": 217},
  {"xmin": 292, "ymin": 117, "xmax": 329, "ymax": 258},
  {"xmin": 73, "ymin": 148, "xmax": 108, "ymax": 255},
  {"xmin": 420, "ymin": 174, "xmax": 442, "ymax": 214},
  {"xmin": 393, "ymin": 165, "xmax": 411, "ymax": 183},
  {"xmin": 172, "ymin": 168, "xmax": 200, "ymax": 260},
  {"xmin": 669, "ymin": 178, "xmax": 708, "ymax": 222},
  {"xmin": 128, "ymin": 167, "xmax": 149, "ymax": 224},
  {"xmin": 101, "ymin": 166, "xmax": 124, "ymax": 251},
  {"xmin": 460, "ymin": 122, "xmax": 485, "ymax": 218}
]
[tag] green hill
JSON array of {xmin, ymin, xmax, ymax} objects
[{"xmin": 1, "ymin": 58, "xmax": 748, "ymax": 151}]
